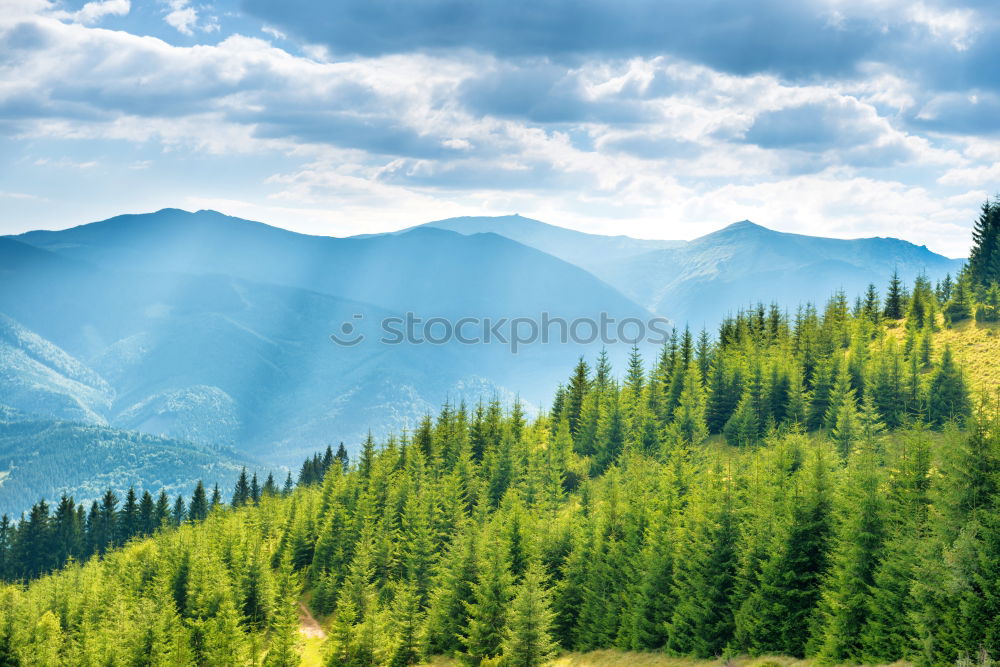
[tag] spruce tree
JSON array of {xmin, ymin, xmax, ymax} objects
[
  {"xmin": 734, "ymin": 446, "xmax": 833, "ymax": 657},
  {"xmin": 672, "ymin": 362, "xmax": 708, "ymax": 447},
  {"xmin": 946, "ymin": 270, "xmax": 975, "ymax": 323},
  {"xmin": 564, "ymin": 358, "xmax": 591, "ymax": 437},
  {"xmin": 389, "ymin": 579, "xmax": 423, "ymax": 667},
  {"xmin": 188, "ymin": 481, "xmax": 208, "ymax": 523},
  {"xmin": 263, "ymin": 559, "xmax": 300, "ymax": 667},
  {"xmin": 501, "ymin": 561, "xmax": 558, "ymax": 667},
  {"xmin": 968, "ymin": 197, "xmax": 1000, "ymax": 286},
  {"xmin": 463, "ymin": 540, "xmax": 514, "ymax": 663},
  {"xmin": 138, "ymin": 490, "xmax": 155, "ymax": 535},
  {"xmin": 927, "ymin": 345, "xmax": 971, "ymax": 427},
  {"xmin": 884, "ymin": 269, "xmax": 905, "ymax": 320},
  {"xmin": 232, "ymin": 468, "xmax": 250, "ymax": 507},
  {"xmin": 667, "ymin": 479, "xmax": 738, "ymax": 657},
  {"xmin": 812, "ymin": 442, "xmax": 885, "ymax": 661}
]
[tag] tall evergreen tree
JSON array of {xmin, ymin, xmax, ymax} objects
[
  {"xmin": 967, "ymin": 197, "xmax": 1000, "ymax": 286},
  {"xmin": 189, "ymin": 481, "xmax": 209, "ymax": 523},
  {"xmin": 463, "ymin": 538, "xmax": 514, "ymax": 663},
  {"xmin": 884, "ymin": 269, "xmax": 905, "ymax": 320},
  {"xmin": 232, "ymin": 468, "xmax": 251, "ymax": 507},
  {"xmin": 501, "ymin": 561, "xmax": 558, "ymax": 667},
  {"xmin": 927, "ymin": 345, "xmax": 971, "ymax": 427}
]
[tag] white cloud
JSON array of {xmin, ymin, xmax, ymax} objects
[
  {"xmin": 73, "ymin": 0, "xmax": 130, "ymax": 25},
  {"xmin": 162, "ymin": 0, "xmax": 217, "ymax": 35},
  {"xmin": 0, "ymin": 190, "xmax": 43, "ymax": 200},
  {"xmin": 164, "ymin": 0, "xmax": 197, "ymax": 35}
]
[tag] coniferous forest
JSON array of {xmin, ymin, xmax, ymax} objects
[{"xmin": 0, "ymin": 204, "xmax": 999, "ymax": 666}]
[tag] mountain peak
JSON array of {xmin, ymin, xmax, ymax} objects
[{"xmin": 721, "ymin": 220, "xmax": 769, "ymax": 232}]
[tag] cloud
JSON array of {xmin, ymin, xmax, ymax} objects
[
  {"xmin": 44, "ymin": 0, "xmax": 130, "ymax": 26},
  {"xmin": 0, "ymin": 1, "xmax": 995, "ymax": 257},
  {"xmin": 240, "ymin": 0, "xmax": 996, "ymax": 80},
  {"xmin": 163, "ymin": 0, "xmax": 218, "ymax": 36},
  {"xmin": 0, "ymin": 190, "xmax": 43, "ymax": 200},
  {"xmin": 74, "ymin": 0, "xmax": 130, "ymax": 25},
  {"xmin": 913, "ymin": 91, "xmax": 1000, "ymax": 134}
]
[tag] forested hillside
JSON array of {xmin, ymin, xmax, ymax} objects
[
  {"xmin": 0, "ymin": 417, "xmax": 252, "ymax": 517},
  {"xmin": 2, "ymin": 258, "xmax": 999, "ymax": 665}
]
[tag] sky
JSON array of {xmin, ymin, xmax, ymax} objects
[{"xmin": 2, "ymin": 0, "xmax": 999, "ymax": 257}]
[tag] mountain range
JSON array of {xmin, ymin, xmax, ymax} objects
[
  {"xmin": 0, "ymin": 209, "xmax": 963, "ymax": 514},
  {"xmin": 419, "ymin": 216, "xmax": 962, "ymax": 325}
]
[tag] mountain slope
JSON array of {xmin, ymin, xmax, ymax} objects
[
  {"xmin": 0, "ymin": 415, "xmax": 253, "ymax": 516},
  {"xmin": 0, "ymin": 313, "xmax": 114, "ymax": 424}
]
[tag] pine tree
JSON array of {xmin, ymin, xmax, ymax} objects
[
  {"xmin": 232, "ymin": 468, "xmax": 251, "ymax": 507},
  {"xmin": 735, "ymin": 446, "xmax": 833, "ymax": 657},
  {"xmin": 264, "ymin": 560, "xmax": 301, "ymax": 667},
  {"xmin": 884, "ymin": 269, "xmax": 905, "ymax": 319},
  {"xmin": 813, "ymin": 443, "xmax": 885, "ymax": 661},
  {"xmin": 564, "ymin": 358, "xmax": 591, "ymax": 437},
  {"xmin": 501, "ymin": 561, "xmax": 558, "ymax": 667},
  {"xmin": 189, "ymin": 481, "xmax": 208, "ymax": 522},
  {"xmin": 463, "ymin": 539, "xmax": 514, "ymax": 663},
  {"xmin": 389, "ymin": 579, "xmax": 423, "ymax": 666},
  {"xmin": 946, "ymin": 270, "xmax": 975, "ymax": 323},
  {"xmin": 967, "ymin": 197, "xmax": 1000, "ymax": 286},
  {"xmin": 927, "ymin": 345, "xmax": 971, "ymax": 427},
  {"xmin": 667, "ymin": 479, "xmax": 738, "ymax": 657},
  {"xmin": 672, "ymin": 362, "xmax": 708, "ymax": 447}
]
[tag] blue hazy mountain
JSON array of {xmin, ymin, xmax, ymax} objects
[
  {"xmin": 4, "ymin": 212, "xmax": 651, "ymax": 472},
  {"xmin": 15, "ymin": 208, "xmax": 645, "ymax": 319},
  {"xmin": 422, "ymin": 217, "xmax": 964, "ymax": 326}
]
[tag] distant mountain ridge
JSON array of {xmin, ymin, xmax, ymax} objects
[
  {"xmin": 15, "ymin": 209, "xmax": 647, "ymax": 319},
  {"xmin": 421, "ymin": 215, "xmax": 964, "ymax": 324}
]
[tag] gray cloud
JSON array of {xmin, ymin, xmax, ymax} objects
[
  {"xmin": 458, "ymin": 61, "xmax": 652, "ymax": 124},
  {"xmin": 911, "ymin": 92, "xmax": 1000, "ymax": 135},
  {"xmin": 744, "ymin": 102, "xmax": 883, "ymax": 151},
  {"xmin": 240, "ymin": 0, "xmax": 996, "ymax": 83}
]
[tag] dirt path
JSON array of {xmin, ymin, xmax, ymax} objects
[{"xmin": 298, "ymin": 602, "xmax": 326, "ymax": 639}]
